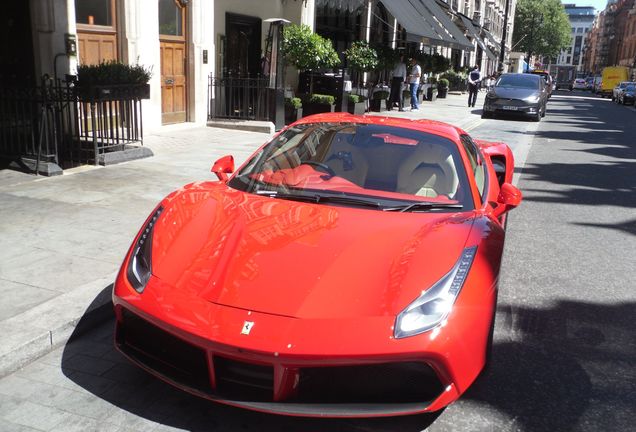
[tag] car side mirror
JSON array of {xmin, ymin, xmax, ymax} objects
[
  {"xmin": 492, "ymin": 182, "xmax": 522, "ymax": 219},
  {"xmin": 211, "ymin": 155, "xmax": 235, "ymax": 182}
]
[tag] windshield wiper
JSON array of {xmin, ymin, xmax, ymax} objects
[
  {"xmin": 256, "ymin": 190, "xmax": 382, "ymax": 209},
  {"xmin": 383, "ymin": 202, "xmax": 464, "ymax": 213}
]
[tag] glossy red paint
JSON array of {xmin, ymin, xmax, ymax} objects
[{"xmin": 113, "ymin": 114, "xmax": 521, "ymax": 417}]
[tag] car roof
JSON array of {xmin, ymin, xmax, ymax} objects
[{"xmin": 292, "ymin": 113, "xmax": 464, "ymax": 143}]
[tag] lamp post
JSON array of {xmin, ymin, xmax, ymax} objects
[{"xmin": 498, "ymin": 0, "xmax": 511, "ymax": 73}]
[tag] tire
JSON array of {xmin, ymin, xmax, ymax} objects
[
  {"xmin": 481, "ymin": 111, "xmax": 491, "ymax": 119},
  {"xmin": 541, "ymin": 106, "xmax": 546, "ymax": 117},
  {"xmin": 532, "ymin": 111, "xmax": 541, "ymax": 122}
]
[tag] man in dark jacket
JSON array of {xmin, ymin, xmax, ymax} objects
[{"xmin": 467, "ymin": 65, "xmax": 481, "ymax": 107}]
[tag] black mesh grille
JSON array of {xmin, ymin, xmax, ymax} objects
[
  {"xmin": 214, "ymin": 356, "xmax": 274, "ymax": 401},
  {"xmin": 296, "ymin": 362, "xmax": 444, "ymax": 404},
  {"xmin": 116, "ymin": 309, "xmax": 212, "ymax": 394}
]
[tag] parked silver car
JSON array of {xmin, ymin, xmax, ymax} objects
[{"xmin": 482, "ymin": 73, "xmax": 548, "ymax": 122}]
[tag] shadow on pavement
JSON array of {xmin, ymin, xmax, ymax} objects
[
  {"xmin": 463, "ymin": 300, "xmax": 636, "ymax": 431},
  {"xmin": 60, "ymin": 291, "xmax": 636, "ymax": 431}
]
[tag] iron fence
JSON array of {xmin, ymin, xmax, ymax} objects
[
  {"xmin": 0, "ymin": 77, "xmax": 145, "ymax": 173},
  {"xmin": 0, "ymin": 78, "xmax": 78, "ymax": 171},
  {"xmin": 208, "ymin": 76, "xmax": 271, "ymax": 121}
]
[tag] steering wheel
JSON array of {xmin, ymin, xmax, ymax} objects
[{"xmin": 301, "ymin": 161, "xmax": 337, "ymax": 178}]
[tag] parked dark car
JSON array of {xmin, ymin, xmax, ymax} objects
[
  {"xmin": 482, "ymin": 73, "xmax": 548, "ymax": 122},
  {"xmin": 617, "ymin": 83, "xmax": 636, "ymax": 105}
]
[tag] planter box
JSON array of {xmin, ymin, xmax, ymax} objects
[
  {"xmin": 369, "ymin": 99, "xmax": 388, "ymax": 112},
  {"xmin": 426, "ymin": 87, "xmax": 438, "ymax": 102},
  {"xmin": 285, "ymin": 107, "xmax": 303, "ymax": 125},
  {"xmin": 303, "ymin": 102, "xmax": 335, "ymax": 116},
  {"xmin": 77, "ymin": 83, "xmax": 150, "ymax": 102},
  {"xmin": 347, "ymin": 101, "xmax": 366, "ymax": 115},
  {"xmin": 437, "ymin": 88, "xmax": 448, "ymax": 98}
]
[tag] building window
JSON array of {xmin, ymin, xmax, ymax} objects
[
  {"xmin": 159, "ymin": 0, "xmax": 184, "ymax": 36},
  {"xmin": 577, "ymin": 27, "xmax": 583, "ymax": 33},
  {"xmin": 75, "ymin": 0, "xmax": 113, "ymax": 27},
  {"xmin": 567, "ymin": 56, "xmax": 571, "ymax": 63}
]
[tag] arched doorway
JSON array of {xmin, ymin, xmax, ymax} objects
[{"xmin": 159, "ymin": 0, "xmax": 188, "ymax": 124}]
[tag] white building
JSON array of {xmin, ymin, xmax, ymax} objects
[{"xmin": 557, "ymin": 4, "xmax": 596, "ymax": 72}]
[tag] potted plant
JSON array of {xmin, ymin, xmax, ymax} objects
[
  {"xmin": 344, "ymin": 41, "xmax": 378, "ymax": 89},
  {"xmin": 76, "ymin": 60, "xmax": 152, "ymax": 101},
  {"xmin": 302, "ymin": 93, "xmax": 335, "ymax": 116},
  {"xmin": 347, "ymin": 94, "xmax": 367, "ymax": 114},
  {"xmin": 282, "ymin": 24, "xmax": 340, "ymax": 98},
  {"xmin": 437, "ymin": 78, "xmax": 449, "ymax": 98},
  {"xmin": 285, "ymin": 97, "xmax": 303, "ymax": 124},
  {"xmin": 426, "ymin": 77, "xmax": 438, "ymax": 102},
  {"xmin": 370, "ymin": 90, "xmax": 389, "ymax": 112}
]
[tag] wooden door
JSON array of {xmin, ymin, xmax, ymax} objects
[
  {"xmin": 75, "ymin": 0, "xmax": 118, "ymax": 65},
  {"xmin": 159, "ymin": 0, "xmax": 187, "ymax": 124},
  {"xmin": 160, "ymin": 40, "xmax": 187, "ymax": 124}
]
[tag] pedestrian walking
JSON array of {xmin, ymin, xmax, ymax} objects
[
  {"xmin": 408, "ymin": 57, "xmax": 421, "ymax": 110},
  {"xmin": 389, "ymin": 55, "xmax": 407, "ymax": 111},
  {"xmin": 467, "ymin": 65, "xmax": 481, "ymax": 107}
]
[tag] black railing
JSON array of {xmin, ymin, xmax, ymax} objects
[
  {"xmin": 0, "ymin": 77, "xmax": 78, "ymax": 172},
  {"xmin": 208, "ymin": 76, "xmax": 271, "ymax": 121},
  {"xmin": 76, "ymin": 88, "xmax": 145, "ymax": 166},
  {"xmin": 0, "ymin": 77, "xmax": 146, "ymax": 174}
]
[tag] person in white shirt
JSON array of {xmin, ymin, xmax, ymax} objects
[
  {"xmin": 408, "ymin": 58, "xmax": 421, "ymax": 110},
  {"xmin": 389, "ymin": 55, "xmax": 407, "ymax": 111}
]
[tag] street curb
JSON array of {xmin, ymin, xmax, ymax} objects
[{"xmin": 0, "ymin": 272, "xmax": 117, "ymax": 378}]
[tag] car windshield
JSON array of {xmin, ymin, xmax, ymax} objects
[
  {"xmin": 228, "ymin": 123, "xmax": 474, "ymax": 212},
  {"xmin": 626, "ymin": 85, "xmax": 635, "ymax": 92},
  {"xmin": 496, "ymin": 75, "xmax": 539, "ymax": 89}
]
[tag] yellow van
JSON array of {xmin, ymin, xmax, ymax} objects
[{"xmin": 601, "ymin": 66, "xmax": 629, "ymax": 98}]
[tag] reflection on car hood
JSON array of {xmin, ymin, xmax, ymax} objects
[
  {"xmin": 490, "ymin": 87, "xmax": 539, "ymax": 100},
  {"xmin": 151, "ymin": 183, "xmax": 475, "ymax": 319}
]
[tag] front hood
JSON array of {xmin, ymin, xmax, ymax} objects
[
  {"xmin": 490, "ymin": 87, "xmax": 539, "ymax": 100},
  {"xmin": 151, "ymin": 183, "xmax": 475, "ymax": 319}
]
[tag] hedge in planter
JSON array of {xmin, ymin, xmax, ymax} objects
[
  {"xmin": 347, "ymin": 94, "xmax": 367, "ymax": 115},
  {"xmin": 437, "ymin": 78, "xmax": 449, "ymax": 98},
  {"xmin": 76, "ymin": 60, "xmax": 152, "ymax": 101},
  {"xmin": 285, "ymin": 97, "xmax": 303, "ymax": 124},
  {"xmin": 302, "ymin": 94, "xmax": 335, "ymax": 116}
]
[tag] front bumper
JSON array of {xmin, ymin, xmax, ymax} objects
[
  {"xmin": 112, "ymin": 271, "xmax": 494, "ymax": 417},
  {"xmin": 483, "ymin": 98, "xmax": 541, "ymax": 116}
]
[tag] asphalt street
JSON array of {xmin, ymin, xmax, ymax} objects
[{"xmin": 1, "ymin": 92, "xmax": 635, "ymax": 431}]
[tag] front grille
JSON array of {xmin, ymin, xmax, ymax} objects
[
  {"xmin": 116, "ymin": 309, "xmax": 212, "ymax": 394},
  {"xmin": 116, "ymin": 309, "xmax": 444, "ymax": 408},
  {"xmin": 214, "ymin": 356, "xmax": 274, "ymax": 401},
  {"xmin": 295, "ymin": 362, "xmax": 444, "ymax": 404}
]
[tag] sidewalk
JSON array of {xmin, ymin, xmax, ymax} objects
[{"xmin": 0, "ymin": 92, "xmax": 486, "ymax": 377}]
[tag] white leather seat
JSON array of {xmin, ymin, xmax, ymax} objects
[{"xmin": 396, "ymin": 143, "xmax": 459, "ymax": 198}]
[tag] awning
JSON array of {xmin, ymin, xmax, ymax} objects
[
  {"xmin": 459, "ymin": 14, "xmax": 496, "ymax": 61},
  {"xmin": 482, "ymin": 29, "xmax": 500, "ymax": 54},
  {"xmin": 418, "ymin": 0, "xmax": 474, "ymax": 51},
  {"xmin": 380, "ymin": 0, "xmax": 454, "ymax": 46}
]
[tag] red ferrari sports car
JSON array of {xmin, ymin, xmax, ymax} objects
[{"xmin": 113, "ymin": 113, "xmax": 521, "ymax": 417}]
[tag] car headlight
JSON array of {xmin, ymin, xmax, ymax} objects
[
  {"xmin": 394, "ymin": 246, "xmax": 477, "ymax": 339},
  {"xmin": 524, "ymin": 95, "xmax": 540, "ymax": 103},
  {"xmin": 126, "ymin": 206, "xmax": 164, "ymax": 293}
]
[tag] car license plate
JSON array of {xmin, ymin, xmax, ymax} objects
[{"xmin": 502, "ymin": 106, "xmax": 518, "ymax": 111}]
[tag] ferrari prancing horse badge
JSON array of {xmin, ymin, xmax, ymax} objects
[{"xmin": 241, "ymin": 321, "xmax": 254, "ymax": 335}]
